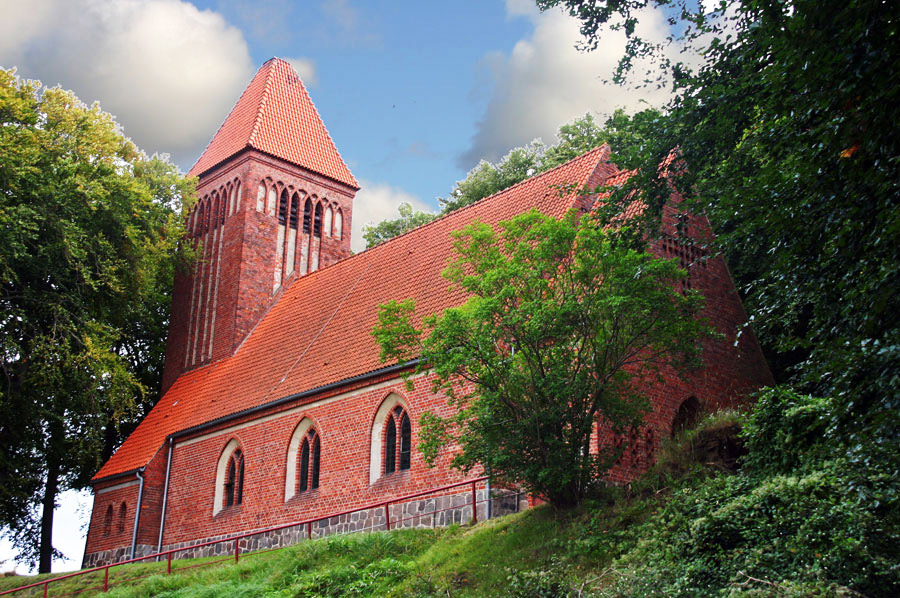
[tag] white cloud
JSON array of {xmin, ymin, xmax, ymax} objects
[
  {"xmin": 284, "ymin": 56, "xmax": 318, "ymax": 87},
  {"xmin": 0, "ymin": 0, "xmax": 255, "ymax": 171},
  {"xmin": 350, "ymin": 180, "xmax": 433, "ymax": 253},
  {"xmin": 460, "ymin": 2, "xmax": 675, "ymax": 168}
]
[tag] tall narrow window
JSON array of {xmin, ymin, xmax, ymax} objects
[
  {"xmin": 274, "ymin": 189, "xmax": 288, "ymax": 289},
  {"xmin": 104, "ymin": 505, "xmax": 113, "ymax": 537},
  {"xmin": 384, "ymin": 415, "xmax": 397, "ymax": 474},
  {"xmin": 296, "ymin": 429, "xmax": 320, "ymax": 494},
  {"xmin": 399, "ymin": 411, "xmax": 411, "ymax": 470},
  {"xmin": 324, "ymin": 207, "xmax": 333, "ymax": 238},
  {"xmin": 299, "ymin": 437, "xmax": 310, "ymax": 493},
  {"xmin": 311, "ymin": 433, "xmax": 320, "ymax": 490},
  {"xmin": 334, "ymin": 209, "xmax": 343, "ymax": 240},
  {"xmin": 219, "ymin": 191, "xmax": 227, "ymax": 226},
  {"xmin": 312, "ymin": 203, "xmax": 323, "ymax": 271},
  {"xmin": 224, "ymin": 449, "xmax": 244, "ymax": 508},
  {"xmin": 313, "ymin": 203, "xmax": 323, "ymax": 240},
  {"xmin": 118, "ymin": 502, "xmax": 127, "ymax": 534},
  {"xmin": 300, "ymin": 198, "xmax": 312, "ymax": 275},
  {"xmin": 233, "ymin": 180, "xmax": 241, "ymax": 212},
  {"xmin": 285, "ymin": 193, "xmax": 299, "ymax": 277}
]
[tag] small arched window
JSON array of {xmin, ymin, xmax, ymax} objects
[
  {"xmin": 370, "ymin": 395, "xmax": 412, "ymax": 483},
  {"xmin": 324, "ymin": 207, "xmax": 333, "ymax": 238},
  {"xmin": 285, "ymin": 419, "xmax": 321, "ymax": 500},
  {"xmin": 118, "ymin": 502, "xmax": 127, "ymax": 534},
  {"xmin": 224, "ymin": 449, "xmax": 244, "ymax": 508},
  {"xmin": 104, "ymin": 505, "xmax": 113, "ymax": 537},
  {"xmin": 334, "ymin": 209, "xmax": 343, "ymax": 240},
  {"xmin": 297, "ymin": 430, "xmax": 321, "ymax": 493},
  {"xmin": 384, "ymin": 406, "xmax": 411, "ymax": 476}
]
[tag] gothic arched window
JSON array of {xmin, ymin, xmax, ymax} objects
[
  {"xmin": 383, "ymin": 405, "xmax": 411, "ymax": 476},
  {"xmin": 384, "ymin": 414, "xmax": 397, "ymax": 474},
  {"xmin": 297, "ymin": 429, "xmax": 320, "ymax": 493},
  {"xmin": 215, "ymin": 439, "xmax": 245, "ymax": 514},
  {"xmin": 224, "ymin": 449, "xmax": 244, "ymax": 508},
  {"xmin": 369, "ymin": 395, "xmax": 412, "ymax": 483}
]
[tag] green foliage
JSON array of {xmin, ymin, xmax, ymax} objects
[
  {"xmin": 5, "ymin": 402, "xmax": 894, "ymax": 596},
  {"xmin": 0, "ymin": 69, "xmax": 192, "ymax": 570},
  {"xmin": 537, "ymin": 0, "xmax": 900, "ymax": 454},
  {"xmin": 374, "ymin": 210, "xmax": 712, "ymax": 507},
  {"xmin": 362, "ymin": 202, "xmax": 437, "ymax": 249},
  {"xmin": 438, "ymin": 143, "xmax": 545, "ymax": 214},
  {"xmin": 365, "ymin": 110, "xmax": 664, "ymax": 248}
]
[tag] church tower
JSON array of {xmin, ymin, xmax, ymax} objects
[{"xmin": 161, "ymin": 58, "xmax": 359, "ymax": 392}]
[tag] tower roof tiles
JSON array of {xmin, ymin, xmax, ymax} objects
[{"xmin": 187, "ymin": 58, "xmax": 358, "ymax": 188}]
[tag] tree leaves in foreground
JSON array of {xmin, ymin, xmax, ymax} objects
[
  {"xmin": 373, "ymin": 210, "xmax": 712, "ymax": 507},
  {"xmin": 0, "ymin": 70, "xmax": 193, "ymax": 571},
  {"xmin": 539, "ymin": 0, "xmax": 900, "ymax": 453}
]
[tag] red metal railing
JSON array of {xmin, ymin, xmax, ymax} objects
[{"xmin": 0, "ymin": 477, "xmax": 521, "ymax": 597}]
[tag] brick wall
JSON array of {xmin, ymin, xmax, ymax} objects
[{"xmin": 162, "ymin": 150, "xmax": 357, "ymax": 393}]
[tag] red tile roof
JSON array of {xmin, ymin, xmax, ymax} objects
[
  {"xmin": 187, "ymin": 58, "xmax": 358, "ymax": 188},
  {"xmin": 95, "ymin": 145, "xmax": 616, "ymax": 480}
]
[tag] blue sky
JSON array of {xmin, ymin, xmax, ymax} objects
[{"xmin": 0, "ymin": 0, "xmax": 678, "ymax": 572}]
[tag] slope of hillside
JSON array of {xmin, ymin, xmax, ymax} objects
[{"xmin": 3, "ymin": 395, "xmax": 896, "ymax": 597}]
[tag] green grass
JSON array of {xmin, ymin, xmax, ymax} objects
[
  {"xmin": 0, "ymin": 491, "xmax": 663, "ymax": 598},
  {"xmin": 4, "ymin": 401, "xmax": 894, "ymax": 597}
]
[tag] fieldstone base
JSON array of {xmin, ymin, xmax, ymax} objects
[
  {"xmin": 84, "ymin": 489, "xmax": 525, "ymax": 566},
  {"xmin": 82, "ymin": 543, "xmax": 156, "ymax": 569}
]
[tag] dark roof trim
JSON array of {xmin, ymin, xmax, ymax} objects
[
  {"xmin": 169, "ymin": 359, "xmax": 420, "ymax": 442},
  {"xmin": 90, "ymin": 466, "xmax": 145, "ymax": 487}
]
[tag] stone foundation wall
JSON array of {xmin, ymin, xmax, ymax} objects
[
  {"xmin": 84, "ymin": 489, "xmax": 523, "ymax": 566},
  {"xmin": 83, "ymin": 543, "xmax": 156, "ymax": 569}
]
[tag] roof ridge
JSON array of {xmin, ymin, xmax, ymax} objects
[
  {"xmin": 247, "ymin": 58, "xmax": 277, "ymax": 148},
  {"xmin": 356, "ymin": 143, "xmax": 613, "ymax": 254}
]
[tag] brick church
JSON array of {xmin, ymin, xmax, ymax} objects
[{"xmin": 82, "ymin": 58, "xmax": 772, "ymax": 566}]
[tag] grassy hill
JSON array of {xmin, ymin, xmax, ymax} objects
[{"xmin": 3, "ymin": 392, "xmax": 897, "ymax": 597}]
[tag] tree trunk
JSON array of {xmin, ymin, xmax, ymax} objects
[{"xmin": 38, "ymin": 452, "xmax": 60, "ymax": 574}]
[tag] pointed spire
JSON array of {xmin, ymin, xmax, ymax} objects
[{"xmin": 188, "ymin": 58, "xmax": 358, "ymax": 188}]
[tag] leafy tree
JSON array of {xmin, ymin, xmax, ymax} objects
[
  {"xmin": 362, "ymin": 202, "xmax": 436, "ymax": 248},
  {"xmin": 438, "ymin": 143, "xmax": 545, "ymax": 214},
  {"xmin": 0, "ymin": 70, "xmax": 192, "ymax": 572},
  {"xmin": 538, "ymin": 0, "xmax": 900, "ymax": 448},
  {"xmin": 373, "ymin": 210, "xmax": 711, "ymax": 507},
  {"xmin": 366, "ymin": 111, "xmax": 664, "ymax": 249}
]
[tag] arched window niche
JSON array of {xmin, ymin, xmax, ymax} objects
[
  {"xmin": 118, "ymin": 502, "xmax": 127, "ymax": 534},
  {"xmin": 103, "ymin": 504, "xmax": 113, "ymax": 537},
  {"xmin": 671, "ymin": 396, "xmax": 702, "ymax": 437},
  {"xmin": 284, "ymin": 418, "xmax": 322, "ymax": 501},
  {"xmin": 214, "ymin": 439, "xmax": 245, "ymax": 515},
  {"xmin": 369, "ymin": 394, "xmax": 412, "ymax": 484}
]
